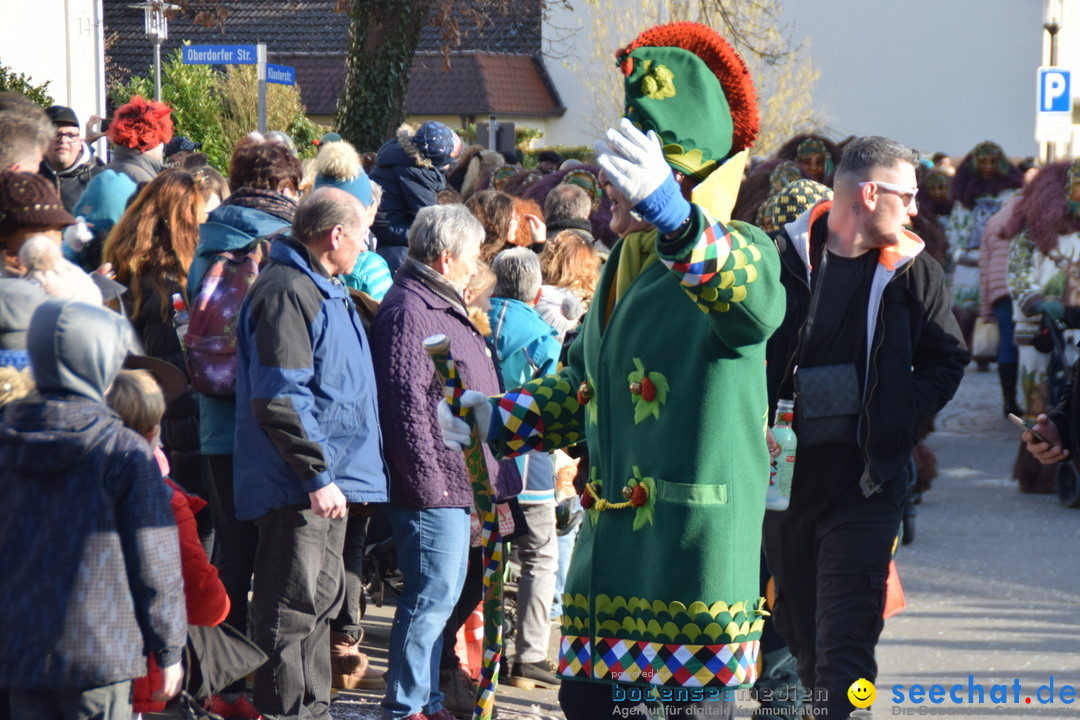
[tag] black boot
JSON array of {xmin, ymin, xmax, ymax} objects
[{"xmin": 999, "ymin": 362, "xmax": 1022, "ymax": 417}]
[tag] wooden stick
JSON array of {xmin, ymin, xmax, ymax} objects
[{"xmin": 423, "ymin": 334, "xmax": 502, "ymax": 720}]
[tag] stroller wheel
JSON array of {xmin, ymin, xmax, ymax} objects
[{"xmin": 1056, "ymin": 462, "xmax": 1080, "ymax": 508}]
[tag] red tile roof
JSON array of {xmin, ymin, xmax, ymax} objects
[
  {"xmin": 405, "ymin": 52, "xmax": 563, "ymax": 117},
  {"xmin": 271, "ymin": 51, "xmax": 563, "ymax": 119},
  {"xmin": 103, "ymin": 0, "xmax": 557, "ymax": 119}
]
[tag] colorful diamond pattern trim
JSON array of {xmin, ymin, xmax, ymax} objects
[
  {"xmin": 558, "ymin": 635, "xmax": 592, "ymax": 678},
  {"xmin": 497, "ymin": 392, "xmax": 546, "ymax": 453},
  {"xmin": 559, "ymin": 635, "xmax": 759, "ymax": 688},
  {"xmin": 664, "ymin": 221, "xmax": 731, "ymax": 287}
]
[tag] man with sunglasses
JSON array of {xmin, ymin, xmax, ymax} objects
[
  {"xmin": 38, "ymin": 106, "xmax": 103, "ymax": 213},
  {"xmin": 763, "ymin": 135, "xmax": 968, "ymax": 718}
]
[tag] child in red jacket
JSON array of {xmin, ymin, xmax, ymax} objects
[{"xmin": 107, "ymin": 369, "xmax": 231, "ymax": 714}]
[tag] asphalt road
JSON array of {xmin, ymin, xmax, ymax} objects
[{"xmin": 875, "ymin": 366, "xmax": 1080, "ymax": 720}]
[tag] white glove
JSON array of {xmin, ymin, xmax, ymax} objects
[
  {"xmin": 437, "ymin": 390, "xmax": 494, "ymax": 452},
  {"xmin": 594, "ymin": 118, "xmax": 670, "ymax": 208},
  {"xmin": 594, "ymin": 118, "xmax": 691, "ymax": 234}
]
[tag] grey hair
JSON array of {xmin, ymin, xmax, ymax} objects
[
  {"xmin": 408, "ymin": 204, "xmax": 483, "ymax": 264},
  {"xmin": 292, "ymin": 186, "xmax": 363, "ymax": 245},
  {"xmin": 0, "ymin": 102, "xmax": 53, "ymax": 169},
  {"xmin": 492, "ymin": 247, "xmax": 542, "ymax": 303},
  {"xmin": 835, "ymin": 136, "xmax": 920, "ymax": 180},
  {"xmin": 544, "ymin": 183, "xmax": 591, "ymax": 221}
]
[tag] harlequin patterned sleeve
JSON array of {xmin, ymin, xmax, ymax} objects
[
  {"xmin": 488, "ymin": 348, "xmax": 586, "ymax": 459},
  {"xmin": 656, "ymin": 206, "xmax": 784, "ymax": 347}
]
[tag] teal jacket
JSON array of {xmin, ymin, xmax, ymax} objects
[{"xmin": 342, "ymin": 248, "xmax": 392, "ymax": 301}]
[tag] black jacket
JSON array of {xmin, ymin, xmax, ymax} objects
[
  {"xmin": 38, "ymin": 145, "xmax": 105, "ymax": 213},
  {"xmin": 1049, "ymin": 356, "xmax": 1080, "ymax": 463},
  {"xmin": 368, "ymin": 126, "xmax": 445, "ymax": 249},
  {"xmin": 767, "ymin": 202, "xmax": 969, "ymax": 495}
]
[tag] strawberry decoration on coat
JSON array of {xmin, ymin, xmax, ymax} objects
[{"xmin": 627, "ymin": 357, "xmax": 669, "ymax": 423}]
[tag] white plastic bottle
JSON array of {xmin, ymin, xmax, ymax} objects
[{"xmin": 765, "ymin": 399, "xmax": 797, "ymax": 511}]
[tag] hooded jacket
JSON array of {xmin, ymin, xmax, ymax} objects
[
  {"xmin": 189, "ymin": 203, "xmax": 293, "ymax": 455},
  {"xmin": 0, "ymin": 300, "xmax": 186, "ymax": 689},
  {"xmin": 234, "ymin": 236, "xmax": 388, "ymax": 521},
  {"xmin": 368, "ymin": 125, "xmax": 446, "ymax": 249},
  {"xmin": 767, "ymin": 201, "xmax": 969, "ymax": 495},
  {"xmin": 39, "ymin": 143, "xmax": 105, "ymax": 213},
  {"xmin": 489, "ymin": 296, "xmax": 562, "ymax": 502}
]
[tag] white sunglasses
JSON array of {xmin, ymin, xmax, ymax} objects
[{"xmin": 859, "ymin": 180, "xmax": 918, "ymax": 211}]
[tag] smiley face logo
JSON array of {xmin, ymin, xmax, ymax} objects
[{"xmin": 848, "ymin": 678, "xmax": 876, "ymax": 708}]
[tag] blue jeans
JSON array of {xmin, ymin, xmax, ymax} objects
[
  {"xmin": 993, "ymin": 297, "xmax": 1018, "ymax": 364},
  {"xmin": 382, "ymin": 506, "xmax": 470, "ymax": 719}
]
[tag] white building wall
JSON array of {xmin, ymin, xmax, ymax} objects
[{"xmin": 1, "ymin": 0, "xmax": 106, "ymax": 125}]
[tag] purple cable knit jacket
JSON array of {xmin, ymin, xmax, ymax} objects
[{"xmin": 371, "ymin": 262, "xmax": 521, "ymax": 509}]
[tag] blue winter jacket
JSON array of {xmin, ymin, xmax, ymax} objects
[
  {"xmin": 233, "ymin": 236, "xmax": 388, "ymax": 521},
  {"xmin": 189, "ymin": 204, "xmax": 292, "ymax": 456}
]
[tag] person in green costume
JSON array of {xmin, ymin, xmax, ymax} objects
[{"xmin": 439, "ymin": 21, "xmax": 784, "ymax": 719}]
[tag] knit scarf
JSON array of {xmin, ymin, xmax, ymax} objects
[
  {"xmin": 606, "ymin": 229, "xmax": 659, "ymax": 322},
  {"xmin": 224, "ymin": 187, "xmax": 298, "ymax": 225}
]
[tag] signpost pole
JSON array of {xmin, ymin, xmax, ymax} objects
[
  {"xmin": 1036, "ymin": 66, "xmax": 1072, "ymax": 163},
  {"xmin": 257, "ymin": 43, "xmax": 267, "ymax": 135}
]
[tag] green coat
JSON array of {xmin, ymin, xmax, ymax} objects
[{"xmin": 489, "ymin": 207, "xmax": 784, "ymax": 689}]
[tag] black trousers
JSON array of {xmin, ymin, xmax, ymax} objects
[
  {"xmin": 331, "ymin": 512, "xmax": 370, "ymax": 640},
  {"xmin": 9, "ymin": 682, "xmax": 132, "ymax": 720},
  {"xmin": 206, "ymin": 453, "xmax": 259, "ymax": 695},
  {"xmin": 440, "ymin": 546, "xmax": 484, "ymax": 671},
  {"xmin": 559, "ymin": 679, "xmax": 734, "ymax": 720},
  {"xmin": 762, "ymin": 484, "xmax": 903, "ymax": 719},
  {"xmin": 252, "ymin": 506, "xmax": 346, "ymax": 720}
]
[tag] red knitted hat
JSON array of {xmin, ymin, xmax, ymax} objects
[{"xmin": 108, "ymin": 95, "xmax": 173, "ymax": 152}]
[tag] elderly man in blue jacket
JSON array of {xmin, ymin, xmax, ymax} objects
[{"xmin": 234, "ymin": 184, "xmax": 388, "ymax": 720}]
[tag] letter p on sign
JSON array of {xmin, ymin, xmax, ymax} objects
[{"xmin": 1040, "ymin": 68, "xmax": 1071, "ymax": 112}]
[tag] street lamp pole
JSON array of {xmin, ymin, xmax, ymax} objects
[{"xmin": 129, "ymin": 1, "xmax": 179, "ymax": 102}]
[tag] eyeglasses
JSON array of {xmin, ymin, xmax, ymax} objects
[
  {"xmin": 54, "ymin": 132, "xmax": 82, "ymax": 144},
  {"xmin": 859, "ymin": 180, "xmax": 918, "ymax": 211}
]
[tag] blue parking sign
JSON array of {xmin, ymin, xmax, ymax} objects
[{"xmin": 1039, "ymin": 68, "xmax": 1071, "ymax": 113}]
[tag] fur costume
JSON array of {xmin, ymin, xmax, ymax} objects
[
  {"xmin": 1006, "ymin": 161, "xmax": 1080, "ymax": 493},
  {"xmin": 772, "ymin": 134, "xmax": 841, "ymax": 187},
  {"xmin": 946, "ymin": 142, "xmax": 1023, "ymax": 328}
]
